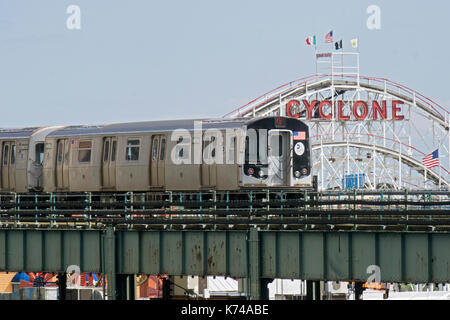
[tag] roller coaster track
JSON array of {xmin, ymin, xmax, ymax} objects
[
  {"xmin": 223, "ymin": 75, "xmax": 448, "ymax": 124},
  {"xmin": 223, "ymin": 73, "xmax": 450, "ymax": 190}
]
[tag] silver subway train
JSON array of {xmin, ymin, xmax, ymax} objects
[{"xmin": 0, "ymin": 116, "xmax": 312, "ymax": 193}]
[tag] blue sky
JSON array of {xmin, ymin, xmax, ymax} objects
[{"xmin": 0, "ymin": 0, "xmax": 448, "ymax": 127}]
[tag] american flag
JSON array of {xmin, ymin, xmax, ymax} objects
[
  {"xmin": 325, "ymin": 31, "xmax": 333, "ymax": 43},
  {"xmin": 422, "ymin": 149, "xmax": 439, "ymax": 169},
  {"xmin": 293, "ymin": 131, "xmax": 306, "ymax": 140}
]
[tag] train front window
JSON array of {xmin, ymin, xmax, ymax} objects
[
  {"xmin": 269, "ymin": 134, "xmax": 283, "ymax": 157},
  {"xmin": 126, "ymin": 139, "xmax": 140, "ymax": 161},
  {"xmin": 35, "ymin": 143, "xmax": 45, "ymax": 164}
]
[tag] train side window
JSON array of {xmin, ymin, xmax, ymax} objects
[
  {"xmin": 228, "ymin": 137, "xmax": 236, "ymax": 163},
  {"xmin": 152, "ymin": 139, "xmax": 159, "ymax": 161},
  {"xmin": 177, "ymin": 137, "xmax": 184, "ymax": 159},
  {"xmin": 244, "ymin": 136, "xmax": 249, "ymax": 163},
  {"xmin": 126, "ymin": 139, "xmax": 140, "ymax": 161},
  {"xmin": 3, "ymin": 144, "xmax": 9, "ymax": 165},
  {"xmin": 11, "ymin": 145, "xmax": 15, "ymax": 165},
  {"xmin": 103, "ymin": 140, "xmax": 110, "ymax": 162},
  {"xmin": 57, "ymin": 141, "xmax": 63, "ymax": 162},
  {"xmin": 160, "ymin": 138, "xmax": 166, "ymax": 161},
  {"xmin": 35, "ymin": 143, "xmax": 45, "ymax": 164},
  {"xmin": 111, "ymin": 141, "xmax": 117, "ymax": 162},
  {"xmin": 78, "ymin": 141, "xmax": 92, "ymax": 163},
  {"xmin": 211, "ymin": 136, "xmax": 216, "ymax": 159}
]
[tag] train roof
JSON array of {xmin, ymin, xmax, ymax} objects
[
  {"xmin": 0, "ymin": 127, "xmax": 40, "ymax": 139},
  {"xmin": 0, "ymin": 116, "xmax": 303, "ymax": 139},
  {"xmin": 47, "ymin": 118, "xmax": 250, "ymax": 137}
]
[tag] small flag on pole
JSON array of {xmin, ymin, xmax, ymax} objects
[
  {"xmin": 306, "ymin": 36, "xmax": 316, "ymax": 45},
  {"xmin": 325, "ymin": 31, "xmax": 333, "ymax": 43},
  {"xmin": 334, "ymin": 39, "xmax": 342, "ymax": 50},
  {"xmin": 350, "ymin": 38, "xmax": 358, "ymax": 48},
  {"xmin": 422, "ymin": 149, "xmax": 439, "ymax": 169}
]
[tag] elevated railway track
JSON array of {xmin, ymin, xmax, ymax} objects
[{"xmin": 0, "ymin": 190, "xmax": 449, "ymax": 231}]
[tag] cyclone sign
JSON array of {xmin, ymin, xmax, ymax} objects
[{"xmin": 286, "ymin": 99, "xmax": 405, "ymax": 121}]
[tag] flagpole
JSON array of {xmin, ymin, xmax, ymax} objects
[
  {"xmin": 439, "ymin": 144, "xmax": 441, "ymax": 190},
  {"xmin": 314, "ymin": 37, "xmax": 318, "ymax": 75},
  {"xmin": 341, "ymin": 41, "xmax": 344, "ymax": 79}
]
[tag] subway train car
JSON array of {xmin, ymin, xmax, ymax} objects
[
  {"xmin": 0, "ymin": 126, "xmax": 63, "ymax": 192},
  {"xmin": 0, "ymin": 116, "xmax": 312, "ymax": 193}
]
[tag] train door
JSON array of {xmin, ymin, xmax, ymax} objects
[
  {"xmin": 267, "ymin": 130, "xmax": 290, "ymax": 186},
  {"xmin": 150, "ymin": 135, "xmax": 166, "ymax": 186},
  {"xmin": 102, "ymin": 137, "xmax": 117, "ymax": 188},
  {"xmin": 201, "ymin": 135, "xmax": 217, "ymax": 188},
  {"xmin": 56, "ymin": 139, "xmax": 69, "ymax": 189},
  {"xmin": 1, "ymin": 142, "xmax": 16, "ymax": 190}
]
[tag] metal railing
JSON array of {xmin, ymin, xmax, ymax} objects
[{"xmin": 0, "ymin": 190, "xmax": 449, "ymax": 230}]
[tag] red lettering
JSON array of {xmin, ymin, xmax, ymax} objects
[
  {"xmin": 353, "ymin": 101, "xmax": 368, "ymax": 120},
  {"xmin": 392, "ymin": 100, "xmax": 404, "ymax": 120},
  {"xmin": 285, "ymin": 100, "xmax": 405, "ymax": 121},
  {"xmin": 338, "ymin": 101, "xmax": 350, "ymax": 120},
  {"xmin": 372, "ymin": 101, "xmax": 387, "ymax": 120},
  {"xmin": 286, "ymin": 100, "xmax": 300, "ymax": 118},
  {"xmin": 303, "ymin": 100, "xmax": 318, "ymax": 120},
  {"xmin": 318, "ymin": 101, "xmax": 332, "ymax": 120}
]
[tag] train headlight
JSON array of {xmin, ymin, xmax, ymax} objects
[
  {"xmin": 301, "ymin": 168, "xmax": 308, "ymax": 175},
  {"xmin": 294, "ymin": 171, "xmax": 301, "ymax": 178},
  {"xmin": 258, "ymin": 169, "xmax": 264, "ymax": 177}
]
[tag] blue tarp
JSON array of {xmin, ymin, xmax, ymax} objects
[{"xmin": 11, "ymin": 272, "xmax": 30, "ymax": 283}]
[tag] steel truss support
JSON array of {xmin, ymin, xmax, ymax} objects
[
  {"xmin": 248, "ymin": 227, "xmax": 261, "ymax": 299},
  {"xmin": 104, "ymin": 226, "xmax": 116, "ymax": 300}
]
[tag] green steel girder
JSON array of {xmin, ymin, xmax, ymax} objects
[
  {"xmin": 0, "ymin": 229, "xmax": 101, "ymax": 273},
  {"xmin": 1, "ymin": 228, "xmax": 450, "ymax": 297}
]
